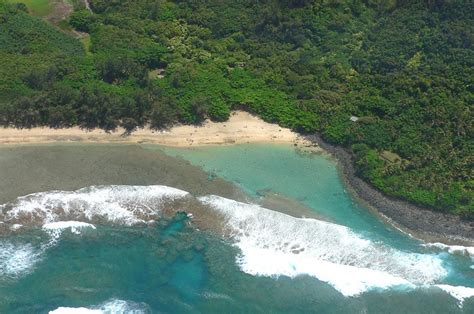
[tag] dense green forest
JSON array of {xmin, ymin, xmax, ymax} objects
[{"xmin": 0, "ymin": 0, "xmax": 472, "ymax": 215}]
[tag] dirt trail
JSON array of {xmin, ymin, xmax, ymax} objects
[
  {"xmin": 45, "ymin": 0, "xmax": 74, "ymax": 25},
  {"xmin": 84, "ymin": 0, "xmax": 92, "ymax": 12},
  {"xmin": 42, "ymin": 0, "xmax": 91, "ymax": 39}
]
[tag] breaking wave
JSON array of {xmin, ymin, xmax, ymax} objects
[
  {"xmin": 423, "ymin": 242, "xmax": 474, "ymax": 257},
  {"xmin": 0, "ymin": 221, "xmax": 97, "ymax": 281},
  {"xmin": 42, "ymin": 221, "xmax": 97, "ymax": 247},
  {"xmin": 198, "ymin": 195, "xmax": 451, "ymax": 296},
  {"xmin": 49, "ymin": 299, "xmax": 149, "ymax": 314},
  {"xmin": 1, "ymin": 185, "xmax": 190, "ymax": 226},
  {"xmin": 1, "ymin": 185, "xmax": 473, "ymax": 304},
  {"xmin": 0, "ymin": 185, "xmax": 190, "ymax": 281},
  {"xmin": 435, "ymin": 285, "xmax": 474, "ymax": 306}
]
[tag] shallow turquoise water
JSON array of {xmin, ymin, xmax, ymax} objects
[
  {"xmin": 157, "ymin": 144, "xmax": 414, "ymax": 245},
  {"xmin": 1, "ymin": 219, "xmax": 472, "ymax": 313},
  {"xmin": 156, "ymin": 144, "xmax": 474, "ymax": 290},
  {"xmin": 1, "ymin": 144, "xmax": 473, "ymax": 313}
]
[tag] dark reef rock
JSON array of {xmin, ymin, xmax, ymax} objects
[{"xmin": 305, "ymin": 134, "xmax": 474, "ymax": 244}]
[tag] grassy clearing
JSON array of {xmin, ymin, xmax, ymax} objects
[
  {"xmin": 58, "ymin": 19, "xmax": 72, "ymax": 31},
  {"xmin": 8, "ymin": 0, "xmax": 52, "ymax": 17},
  {"xmin": 80, "ymin": 35, "xmax": 91, "ymax": 54}
]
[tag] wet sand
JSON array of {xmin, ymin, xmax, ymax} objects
[
  {"xmin": 1, "ymin": 127, "xmax": 470, "ymax": 244},
  {"xmin": 0, "ymin": 144, "xmax": 242, "ymax": 204}
]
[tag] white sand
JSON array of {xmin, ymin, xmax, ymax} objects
[{"xmin": 0, "ymin": 111, "xmax": 319, "ymax": 150}]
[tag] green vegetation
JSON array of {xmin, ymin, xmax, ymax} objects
[
  {"xmin": 0, "ymin": 1, "xmax": 84, "ymax": 100},
  {"xmin": 7, "ymin": 0, "xmax": 51, "ymax": 17},
  {"xmin": 80, "ymin": 35, "xmax": 91, "ymax": 55},
  {"xmin": 0, "ymin": 0, "xmax": 472, "ymax": 215}
]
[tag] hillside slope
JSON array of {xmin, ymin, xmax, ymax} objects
[{"xmin": 0, "ymin": 0, "xmax": 472, "ymax": 215}]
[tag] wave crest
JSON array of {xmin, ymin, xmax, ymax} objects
[
  {"xmin": 198, "ymin": 195, "xmax": 448, "ymax": 296},
  {"xmin": 49, "ymin": 299, "xmax": 149, "ymax": 314},
  {"xmin": 2, "ymin": 185, "xmax": 189, "ymax": 226},
  {"xmin": 1, "ymin": 185, "xmax": 472, "ymax": 302}
]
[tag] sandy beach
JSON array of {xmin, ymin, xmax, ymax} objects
[
  {"xmin": 0, "ymin": 111, "xmax": 318, "ymax": 151},
  {"xmin": 0, "ymin": 110, "xmax": 471, "ymax": 243}
]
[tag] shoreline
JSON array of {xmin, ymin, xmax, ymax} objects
[
  {"xmin": 305, "ymin": 134, "xmax": 474, "ymax": 245},
  {"xmin": 0, "ymin": 111, "xmax": 318, "ymax": 151},
  {"xmin": 0, "ymin": 111, "xmax": 471, "ymax": 244}
]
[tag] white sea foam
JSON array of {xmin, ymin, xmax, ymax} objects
[
  {"xmin": 423, "ymin": 242, "xmax": 474, "ymax": 257},
  {"xmin": 423, "ymin": 242, "xmax": 474, "ymax": 272},
  {"xmin": 43, "ymin": 221, "xmax": 96, "ymax": 233},
  {"xmin": 42, "ymin": 221, "xmax": 97, "ymax": 246},
  {"xmin": 4, "ymin": 185, "xmax": 189, "ymax": 226},
  {"xmin": 0, "ymin": 185, "xmax": 189, "ymax": 280},
  {"xmin": 99, "ymin": 299, "xmax": 147, "ymax": 313},
  {"xmin": 0, "ymin": 241, "xmax": 41, "ymax": 279},
  {"xmin": 0, "ymin": 223, "xmax": 97, "ymax": 280},
  {"xmin": 49, "ymin": 299, "xmax": 147, "ymax": 314},
  {"xmin": 49, "ymin": 307, "xmax": 101, "ymax": 314},
  {"xmin": 436, "ymin": 284, "xmax": 474, "ymax": 306},
  {"xmin": 237, "ymin": 245, "xmax": 413, "ymax": 296},
  {"xmin": 198, "ymin": 195, "xmax": 448, "ymax": 296},
  {"xmin": 10, "ymin": 224, "xmax": 23, "ymax": 231},
  {"xmin": 3, "ymin": 185, "xmax": 471, "ymax": 302}
]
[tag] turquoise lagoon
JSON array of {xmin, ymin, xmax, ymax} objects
[{"xmin": 0, "ymin": 144, "xmax": 473, "ymax": 313}]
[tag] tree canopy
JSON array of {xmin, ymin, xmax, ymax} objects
[{"xmin": 0, "ymin": 0, "xmax": 472, "ymax": 215}]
